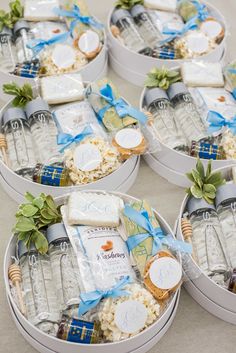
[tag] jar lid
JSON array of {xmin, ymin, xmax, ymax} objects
[
  {"xmin": 47, "ymin": 223, "xmax": 68, "ymax": 244},
  {"xmin": 111, "ymin": 9, "xmax": 131, "ymax": 24},
  {"xmin": 25, "ymin": 98, "xmax": 50, "ymax": 119},
  {"xmin": 18, "ymin": 240, "xmax": 37, "ymax": 258},
  {"xmin": 14, "ymin": 20, "xmax": 30, "ymax": 35},
  {"xmin": 167, "ymin": 82, "xmax": 189, "ymax": 101},
  {"xmin": 187, "ymin": 197, "xmax": 216, "ymax": 216},
  {"xmin": 2, "ymin": 107, "xmax": 26, "ymax": 126},
  {"xmin": 130, "ymin": 4, "xmax": 146, "ymax": 17},
  {"xmin": 0, "ymin": 26, "xmax": 12, "ymax": 36},
  {"xmin": 144, "ymin": 88, "xmax": 169, "ymax": 108},
  {"xmin": 215, "ymin": 184, "xmax": 236, "ymax": 208}
]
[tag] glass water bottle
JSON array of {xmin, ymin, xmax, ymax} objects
[
  {"xmin": 18, "ymin": 240, "xmax": 60, "ymax": 335},
  {"xmin": 0, "ymin": 26, "xmax": 15, "ymax": 71},
  {"xmin": 2, "ymin": 107, "xmax": 36, "ymax": 177},
  {"xmin": 145, "ymin": 87, "xmax": 186, "ymax": 150},
  {"xmin": 14, "ymin": 20, "xmax": 34, "ymax": 64},
  {"xmin": 130, "ymin": 5, "xmax": 162, "ymax": 48},
  {"xmin": 216, "ymin": 184, "xmax": 236, "ymax": 269},
  {"xmin": 47, "ymin": 223, "xmax": 82, "ymax": 315},
  {"xmin": 187, "ymin": 197, "xmax": 229, "ymax": 282},
  {"xmin": 25, "ymin": 98, "xmax": 59, "ymax": 164},
  {"xmin": 168, "ymin": 82, "xmax": 207, "ymax": 144},
  {"xmin": 111, "ymin": 9, "xmax": 149, "ymax": 53}
]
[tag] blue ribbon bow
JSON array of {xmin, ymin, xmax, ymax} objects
[
  {"xmin": 57, "ymin": 125, "xmax": 93, "ymax": 152},
  {"xmin": 78, "ymin": 276, "xmax": 131, "ymax": 317},
  {"xmin": 207, "ymin": 111, "xmax": 236, "ymax": 135},
  {"xmin": 27, "ymin": 31, "xmax": 70, "ymax": 56},
  {"xmin": 190, "ymin": 0, "xmax": 209, "ymax": 22},
  {"xmin": 54, "ymin": 4, "xmax": 103, "ymax": 36},
  {"xmin": 98, "ymin": 84, "xmax": 147, "ymax": 125},
  {"xmin": 124, "ymin": 205, "xmax": 192, "ymax": 255},
  {"xmin": 227, "ymin": 68, "xmax": 236, "ymax": 100},
  {"xmin": 161, "ymin": 17, "xmax": 198, "ymax": 44}
]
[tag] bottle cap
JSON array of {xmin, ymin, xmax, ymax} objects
[
  {"xmin": 187, "ymin": 197, "xmax": 216, "ymax": 216},
  {"xmin": 144, "ymin": 88, "xmax": 169, "ymax": 108},
  {"xmin": 25, "ymin": 98, "xmax": 50, "ymax": 119},
  {"xmin": 111, "ymin": 9, "xmax": 131, "ymax": 25},
  {"xmin": 18, "ymin": 240, "xmax": 37, "ymax": 258},
  {"xmin": 47, "ymin": 223, "xmax": 68, "ymax": 244},
  {"xmin": 167, "ymin": 82, "xmax": 189, "ymax": 101},
  {"xmin": 0, "ymin": 26, "xmax": 12, "ymax": 36},
  {"xmin": 2, "ymin": 107, "xmax": 26, "ymax": 126},
  {"xmin": 130, "ymin": 4, "xmax": 146, "ymax": 18},
  {"xmin": 215, "ymin": 184, "xmax": 236, "ymax": 208},
  {"xmin": 14, "ymin": 20, "xmax": 30, "ymax": 35}
]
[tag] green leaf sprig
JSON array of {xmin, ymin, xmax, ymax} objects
[
  {"xmin": 115, "ymin": 0, "xmax": 144, "ymax": 10},
  {"xmin": 3, "ymin": 82, "xmax": 34, "ymax": 108},
  {"xmin": 14, "ymin": 192, "xmax": 62, "ymax": 254},
  {"xmin": 145, "ymin": 67, "xmax": 182, "ymax": 90},
  {"xmin": 186, "ymin": 159, "xmax": 226, "ymax": 204},
  {"xmin": 9, "ymin": 0, "xmax": 24, "ymax": 24},
  {"xmin": 0, "ymin": 10, "xmax": 12, "ymax": 32}
]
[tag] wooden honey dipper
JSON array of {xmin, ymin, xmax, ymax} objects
[
  {"xmin": 181, "ymin": 218, "xmax": 193, "ymax": 241},
  {"xmin": 143, "ymin": 110, "xmax": 155, "ymax": 126},
  {"xmin": 0, "ymin": 133, "xmax": 9, "ymax": 167},
  {"xmin": 8, "ymin": 263, "xmax": 26, "ymax": 316}
]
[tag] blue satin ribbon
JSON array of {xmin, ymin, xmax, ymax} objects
[
  {"xmin": 207, "ymin": 111, "xmax": 236, "ymax": 135},
  {"xmin": 190, "ymin": 0, "xmax": 209, "ymax": 22},
  {"xmin": 27, "ymin": 31, "xmax": 69, "ymax": 56},
  {"xmin": 161, "ymin": 17, "xmax": 198, "ymax": 44},
  {"xmin": 78, "ymin": 276, "xmax": 131, "ymax": 317},
  {"xmin": 57, "ymin": 125, "xmax": 93, "ymax": 152},
  {"xmin": 124, "ymin": 205, "xmax": 192, "ymax": 255},
  {"xmin": 227, "ymin": 68, "xmax": 236, "ymax": 99},
  {"xmin": 54, "ymin": 4, "xmax": 103, "ymax": 36},
  {"xmin": 98, "ymin": 84, "xmax": 147, "ymax": 125}
]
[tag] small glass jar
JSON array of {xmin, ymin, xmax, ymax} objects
[
  {"xmin": 25, "ymin": 98, "xmax": 59, "ymax": 164},
  {"xmin": 18, "ymin": 240, "xmax": 60, "ymax": 335},
  {"xmin": 190, "ymin": 141, "xmax": 226, "ymax": 160},
  {"xmin": 145, "ymin": 87, "xmax": 186, "ymax": 149},
  {"xmin": 216, "ymin": 184, "xmax": 236, "ymax": 268},
  {"xmin": 168, "ymin": 82, "xmax": 207, "ymax": 144},
  {"xmin": 47, "ymin": 223, "xmax": 82, "ymax": 314},
  {"xmin": 0, "ymin": 26, "xmax": 15, "ymax": 71},
  {"xmin": 187, "ymin": 197, "xmax": 229, "ymax": 278},
  {"xmin": 130, "ymin": 5, "xmax": 162, "ymax": 48},
  {"xmin": 2, "ymin": 107, "xmax": 36, "ymax": 177},
  {"xmin": 14, "ymin": 20, "xmax": 34, "ymax": 64},
  {"xmin": 33, "ymin": 164, "xmax": 71, "ymax": 186},
  {"xmin": 111, "ymin": 9, "xmax": 149, "ymax": 53}
]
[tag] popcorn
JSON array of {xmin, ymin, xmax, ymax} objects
[{"xmin": 221, "ymin": 130, "xmax": 236, "ymax": 160}]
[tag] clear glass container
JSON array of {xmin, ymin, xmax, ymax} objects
[
  {"xmin": 25, "ymin": 98, "xmax": 60, "ymax": 164},
  {"xmin": 168, "ymin": 82, "xmax": 207, "ymax": 144},
  {"xmin": 14, "ymin": 20, "xmax": 34, "ymax": 64},
  {"xmin": 47, "ymin": 223, "xmax": 82, "ymax": 315},
  {"xmin": 0, "ymin": 27, "xmax": 15, "ymax": 71},
  {"xmin": 111, "ymin": 9, "xmax": 149, "ymax": 53},
  {"xmin": 145, "ymin": 87, "xmax": 187, "ymax": 149},
  {"xmin": 18, "ymin": 240, "xmax": 60, "ymax": 335},
  {"xmin": 2, "ymin": 107, "xmax": 36, "ymax": 177},
  {"xmin": 216, "ymin": 184, "xmax": 236, "ymax": 269},
  {"xmin": 130, "ymin": 5, "xmax": 162, "ymax": 48},
  {"xmin": 188, "ymin": 197, "xmax": 229, "ymax": 279}
]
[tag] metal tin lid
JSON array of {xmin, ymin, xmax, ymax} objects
[
  {"xmin": 144, "ymin": 88, "xmax": 169, "ymax": 108},
  {"xmin": 47, "ymin": 223, "xmax": 68, "ymax": 244},
  {"xmin": 25, "ymin": 98, "xmax": 50, "ymax": 118},
  {"xmin": 130, "ymin": 4, "xmax": 146, "ymax": 17},
  {"xmin": 3, "ymin": 107, "xmax": 26, "ymax": 126},
  {"xmin": 215, "ymin": 184, "xmax": 236, "ymax": 208},
  {"xmin": 167, "ymin": 82, "xmax": 189, "ymax": 101},
  {"xmin": 18, "ymin": 240, "xmax": 37, "ymax": 258},
  {"xmin": 111, "ymin": 9, "xmax": 131, "ymax": 24},
  {"xmin": 187, "ymin": 197, "xmax": 216, "ymax": 216},
  {"xmin": 14, "ymin": 20, "xmax": 30, "ymax": 35},
  {"xmin": 0, "ymin": 26, "xmax": 12, "ymax": 36}
]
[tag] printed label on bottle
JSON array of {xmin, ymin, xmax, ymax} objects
[
  {"xmin": 0, "ymin": 34, "xmax": 8, "ymax": 44},
  {"xmin": 198, "ymin": 143, "xmax": 218, "ymax": 160},
  {"xmin": 149, "ymin": 257, "xmax": 182, "ymax": 290},
  {"xmin": 115, "ymin": 128, "xmax": 143, "ymax": 149},
  {"xmin": 73, "ymin": 144, "xmax": 102, "ymax": 171},
  {"xmin": 67, "ymin": 319, "xmax": 95, "ymax": 343},
  {"xmin": 52, "ymin": 44, "xmax": 76, "ymax": 69},
  {"xmin": 40, "ymin": 165, "xmax": 64, "ymax": 186},
  {"xmin": 114, "ymin": 300, "xmax": 148, "ymax": 334}
]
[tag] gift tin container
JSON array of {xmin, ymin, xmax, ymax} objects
[
  {"xmin": 176, "ymin": 165, "xmax": 236, "ymax": 324},
  {"xmin": 107, "ymin": 2, "xmax": 226, "ymax": 87},
  {"xmin": 4, "ymin": 191, "xmax": 181, "ymax": 353},
  {"xmin": 0, "ymin": 21, "xmax": 108, "ymax": 102}
]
